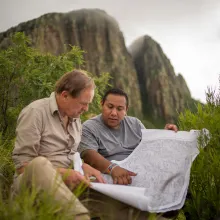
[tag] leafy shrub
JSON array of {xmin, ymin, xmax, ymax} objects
[
  {"xmin": 178, "ymin": 77, "xmax": 220, "ymax": 220},
  {"xmin": 0, "ymin": 32, "xmax": 110, "ymax": 138}
]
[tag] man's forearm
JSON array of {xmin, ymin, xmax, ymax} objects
[{"xmin": 82, "ymin": 150, "xmax": 111, "ymax": 173}]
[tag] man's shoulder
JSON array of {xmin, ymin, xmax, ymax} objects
[
  {"xmin": 124, "ymin": 116, "xmax": 140, "ymax": 123},
  {"xmin": 123, "ymin": 116, "xmax": 145, "ymax": 129},
  {"xmin": 21, "ymin": 98, "xmax": 50, "ymax": 115},
  {"xmin": 82, "ymin": 115, "xmax": 103, "ymax": 130},
  {"xmin": 30, "ymin": 98, "xmax": 49, "ymax": 108},
  {"xmin": 83, "ymin": 114, "xmax": 101, "ymax": 124}
]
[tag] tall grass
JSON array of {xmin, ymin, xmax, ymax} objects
[{"xmin": 0, "ymin": 186, "xmax": 75, "ymax": 220}]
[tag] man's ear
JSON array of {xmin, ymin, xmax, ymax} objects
[
  {"xmin": 60, "ymin": 91, "xmax": 69, "ymax": 99},
  {"xmin": 100, "ymin": 100, "xmax": 104, "ymax": 106},
  {"xmin": 125, "ymin": 106, "xmax": 129, "ymax": 115}
]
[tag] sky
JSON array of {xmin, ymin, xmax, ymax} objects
[{"xmin": 1, "ymin": 0, "xmax": 219, "ymax": 103}]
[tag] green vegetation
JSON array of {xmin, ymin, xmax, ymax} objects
[
  {"xmin": 0, "ymin": 188, "xmax": 74, "ymax": 220},
  {"xmin": 0, "ymin": 32, "xmax": 110, "ymax": 138},
  {"xmin": 0, "ymin": 32, "xmax": 219, "ymax": 219},
  {"xmin": 0, "ymin": 32, "xmax": 110, "ymax": 219},
  {"xmin": 178, "ymin": 83, "xmax": 220, "ymax": 220}
]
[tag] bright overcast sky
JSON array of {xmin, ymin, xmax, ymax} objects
[{"xmin": 1, "ymin": 0, "xmax": 220, "ymax": 103}]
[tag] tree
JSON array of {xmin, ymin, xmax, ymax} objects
[{"xmin": 0, "ymin": 32, "xmax": 110, "ymax": 138}]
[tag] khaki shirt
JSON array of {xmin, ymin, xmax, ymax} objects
[{"xmin": 12, "ymin": 92, "xmax": 82, "ymax": 170}]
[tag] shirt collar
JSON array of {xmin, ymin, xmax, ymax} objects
[{"xmin": 49, "ymin": 92, "xmax": 59, "ymax": 116}]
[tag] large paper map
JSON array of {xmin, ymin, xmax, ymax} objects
[{"xmin": 90, "ymin": 129, "xmax": 208, "ymax": 213}]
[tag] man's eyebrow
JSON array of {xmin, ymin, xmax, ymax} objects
[
  {"xmin": 106, "ymin": 102, "xmax": 113, "ymax": 105},
  {"xmin": 79, "ymin": 100, "xmax": 92, "ymax": 104},
  {"xmin": 107, "ymin": 102, "xmax": 125, "ymax": 108}
]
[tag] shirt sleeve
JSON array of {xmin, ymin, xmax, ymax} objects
[
  {"xmin": 77, "ymin": 123, "xmax": 100, "ymax": 154},
  {"xmin": 137, "ymin": 118, "xmax": 146, "ymax": 129},
  {"xmin": 12, "ymin": 106, "xmax": 42, "ymax": 170}
]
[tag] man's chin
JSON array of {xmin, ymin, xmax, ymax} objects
[
  {"xmin": 107, "ymin": 121, "xmax": 120, "ymax": 129},
  {"xmin": 69, "ymin": 113, "xmax": 81, "ymax": 118}
]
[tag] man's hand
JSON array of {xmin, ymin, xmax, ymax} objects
[
  {"xmin": 58, "ymin": 168, "xmax": 90, "ymax": 190},
  {"xmin": 164, "ymin": 124, "xmax": 178, "ymax": 132},
  {"xmin": 82, "ymin": 163, "xmax": 106, "ymax": 183},
  {"xmin": 111, "ymin": 166, "xmax": 137, "ymax": 185},
  {"xmin": 16, "ymin": 162, "xmax": 28, "ymax": 175}
]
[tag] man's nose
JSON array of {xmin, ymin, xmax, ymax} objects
[
  {"xmin": 110, "ymin": 108, "xmax": 117, "ymax": 115},
  {"xmin": 83, "ymin": 104, "xmax": 89, "ymax": 112}
]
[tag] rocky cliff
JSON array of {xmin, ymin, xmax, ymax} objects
[
  {"xmin": 0, "ymin": 9, "xmax": 142, "ymax": 117},
  {"xmin": 0, "ymin": 10, "xmax": 197, "ymax": 126},
  {"xmin": 129, "ymin": 35, "xmax": 196, "ymax": 125}
]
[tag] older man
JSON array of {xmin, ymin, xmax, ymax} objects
[
  {"xmin": 78, "ymin": 88, "xmax": 178, "ymax": 185},
  {"xmin": 12, "ymin": 70, "xmax": 105, "ymax": 220}
]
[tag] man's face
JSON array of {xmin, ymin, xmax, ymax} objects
[
  {"xmin": 101, "ymin": 94, "xmax": 128, "ymax": 129},
  {"xmin": 64, "ymin": 87, "xmax": 94, "ymax": 118}
]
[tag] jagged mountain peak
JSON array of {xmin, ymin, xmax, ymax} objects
[{"xmin": 129, "ymin": 35, "xmax": 195, "ymax": 125}]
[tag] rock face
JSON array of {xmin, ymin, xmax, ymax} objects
[
  {"xmin": 129, "ymin": 35, "xmax": 194, "ymax": 125},
  {"xmin": 0, "ymin": 9, "xmax": 142, "ymax": 117},
  {"xmin": 0, "ymin": 10, "xmax": 198, "ymax": 125}
]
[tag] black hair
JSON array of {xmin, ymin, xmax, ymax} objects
[{"xmin": 101, "ymin": 88, "xmax": 129, "ymax": 107}]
